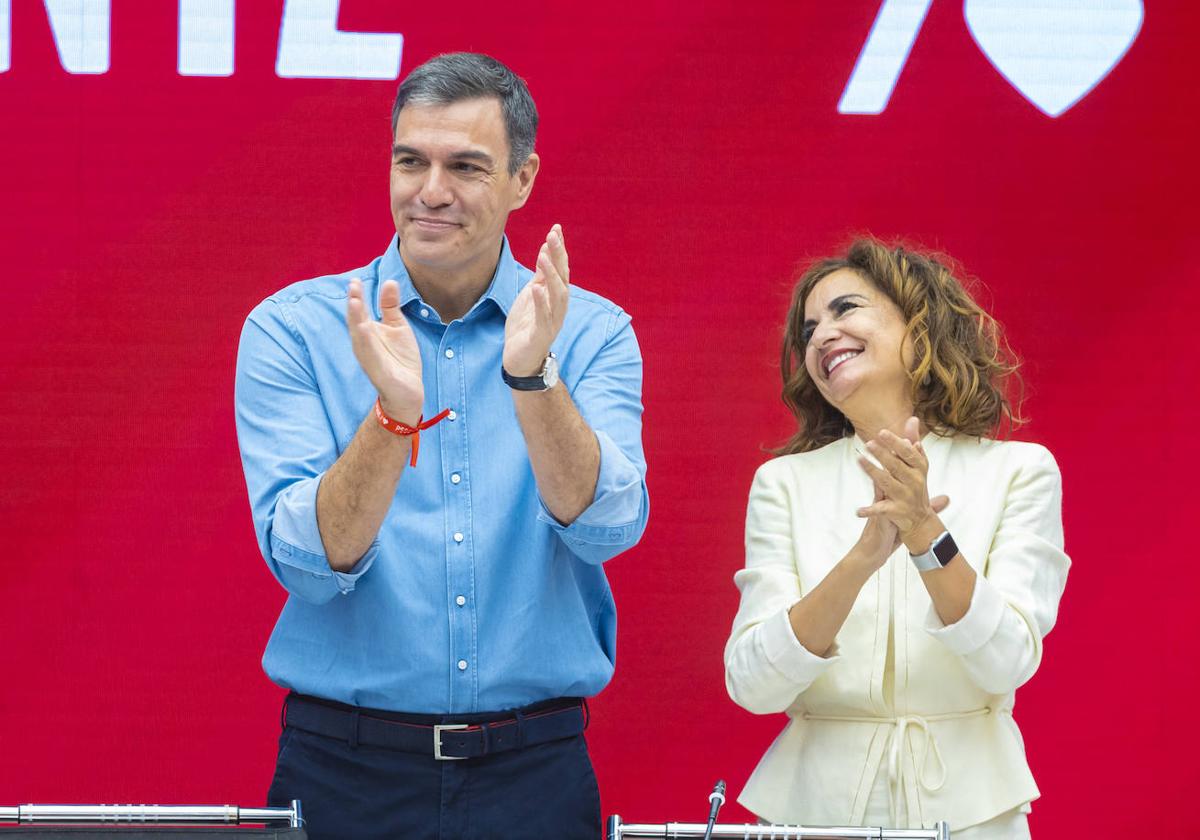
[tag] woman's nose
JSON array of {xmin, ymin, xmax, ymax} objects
[{"xmin": 810, "ymin": 318, "xmax": 840, "ymax": 348}]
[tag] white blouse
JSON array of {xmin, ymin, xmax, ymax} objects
[{"xmin": 724, "ymin": 434, "xmax": 1070, "ymax": 830}]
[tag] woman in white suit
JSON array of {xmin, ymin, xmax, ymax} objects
[{"xmin": 724, "ymin": 240, "xmax": 1069, "ymax": 839}]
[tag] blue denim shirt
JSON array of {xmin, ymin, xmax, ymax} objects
[{"xmin": 235, "ymin": 236, "xmax": 648, "ymax": 713}]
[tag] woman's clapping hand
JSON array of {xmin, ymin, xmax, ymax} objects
[{"xmin": 854, "ymin": 416, "xmax": 950, "ymax": 563}]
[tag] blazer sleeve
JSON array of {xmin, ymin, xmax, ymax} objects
[
  {"xmin": 924, "ymin": 444, "xmax": 1071, "ymax": 695},
  {"xmin": 724, "ymin": 460, "xmax": 841, "ymax": 714}
]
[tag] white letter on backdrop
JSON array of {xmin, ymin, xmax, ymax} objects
[
  {"xmin": 1, "ymin": 2, "xmax": 10, "ymax": 73},
  {"xmin": 45, "ymin": 0, "xmax": 110, "ymax": 73},
  {"xmin": 1, "ymin": 0, "xmax": 110, "ymax": 74},
  {"xmin": 275, "ymin": 0, "xmax": 401, "ymax": 80},
  {"xmin": 838, "ymin": 0, "xmax": 933, "ymax": 114},
  {"xmin": 179, "ymin": 0, "xmax": 235, "ymax": 76}
]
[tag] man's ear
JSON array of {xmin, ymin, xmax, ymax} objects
[{"xmin": 509, "ymin": 152, "xmax": 540, "ymax": 211}]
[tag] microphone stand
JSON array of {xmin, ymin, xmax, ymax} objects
[{"xmin": 701, "ymin": 780, "xmax": 725, "ymax": 840}]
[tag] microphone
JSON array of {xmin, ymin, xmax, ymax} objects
[{"xmin": 702, "ymin": 780, "xmax": 726, "ymax": 840}]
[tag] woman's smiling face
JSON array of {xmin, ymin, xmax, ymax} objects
[{"xmin": 802, "ymin": 268, "xmax": 913, "ymax": 418}]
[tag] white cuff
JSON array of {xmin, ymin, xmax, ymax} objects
[
  {"xmin": 924, "ymin": 573, "xmax": 1006, "ymax": 655},
  {"xmin": 760, "ymin": 606, "xmax": 841, "ymax": 682}
]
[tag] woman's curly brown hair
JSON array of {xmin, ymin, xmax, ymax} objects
[{"xmin": 778, "ymin": 238, "xmax": 1024, "ymax": 455}]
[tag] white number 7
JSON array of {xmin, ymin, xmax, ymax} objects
[{"xmin": 838, "ymin": 0, "xmax": 934, "ymax": 114}]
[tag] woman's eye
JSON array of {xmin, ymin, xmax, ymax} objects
[
  {"xmin": 800, "ymin": 326, "xmax": 815, "ymax": 344},
  {"xmin": 834, "ymin": 301, "xmax": 858, "ymax": 316}
]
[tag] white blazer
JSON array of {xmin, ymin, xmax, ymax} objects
[{"xmin": 724, "ymin": 434, "xmax": 1070, "ymax": 830}]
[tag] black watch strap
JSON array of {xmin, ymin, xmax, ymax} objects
[
  {"xmin": 501, "ymin": 367, "xmax": 548, "ymax": 390},
  {"xmin": 502, "ymin": 352, "xmax": 557, "ymax": 392}
]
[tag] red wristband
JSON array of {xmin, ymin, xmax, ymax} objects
[{"xmin": 373, "ymin": 399, "xmax": 451, "ymax": 468}]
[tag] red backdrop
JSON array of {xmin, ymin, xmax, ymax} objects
[{"xmin": 2, "ymin": 1, "xmax": 1196, "ymax": 837}]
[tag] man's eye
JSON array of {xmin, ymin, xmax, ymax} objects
[
  {"xmin": 395, "ymin": 157, "xmax": 421, "ymax": 167},
  {"xmin": 454, "ymin": 162, "xmax": 482, "ymax": 173}
]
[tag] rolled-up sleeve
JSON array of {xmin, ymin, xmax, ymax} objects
[
  {"xmin": 924, "ymin": 445, "xmax": 1070, "ymax": 695},
  {"xmin": 725, "ymin": 463, "xmax": 840, "ymax": 714},
  {"xmin": 537, "ymin": 310, "xmax": 649, "ymax": 565},
  {"xmin": 235, "ymin": 300, "xmax": 377, "ymax": 604}
]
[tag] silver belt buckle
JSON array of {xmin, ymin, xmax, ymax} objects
[{"xmin": 433, "ymin": 723, "xmax": 469, "ymax": 760}]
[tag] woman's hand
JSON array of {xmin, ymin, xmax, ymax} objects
[
  {"xmin": 855, "ymin": 416, "xmax": 950, "ymax": 552},
  {"xmin": 853, "ymin": 481, "xmax": 902, "ymax": 573}
]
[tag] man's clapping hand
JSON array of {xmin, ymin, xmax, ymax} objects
[
  {"xmin": 504, "ymin": 224, "xmax": 570, "ymax": 377},
  {"xmin": 346, "ymin": 277, "xmax": 424, "ymax": 425}
]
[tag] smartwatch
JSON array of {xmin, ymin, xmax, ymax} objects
[
  {"xmin": 909, "ymin": 530, "xmax": 958, "ymax": 572},
  {"xmin": 502, "ymin": 352, "xmax": 559, "ymax": 391}
]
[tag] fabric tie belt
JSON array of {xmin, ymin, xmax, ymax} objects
[
  {"xmin": 284, "ymin": 693, "xmax": 588, "ymax": 761},
  {"xmin": 803, "ymin": 707, "xmax": 993, "ymax": 826}
]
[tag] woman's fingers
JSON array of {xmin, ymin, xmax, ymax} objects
[
  {"xmin": 865, "ymin": 439, "xmax": 920, "ymax": 484},
  {"xmin": 857, "ymin": 456, "xmax": 899, "ymax": 495},
  {"xmin": 856, "ymin": 501, "xmax": 892, "ymax": 518},
  {"xmin": 875, "ymin": 430, "xmax": 925, "ymax": 471}
]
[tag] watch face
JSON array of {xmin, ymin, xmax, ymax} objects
[
  {"xmin": 932, "ymin": 533, "xmax": 958, "ymax": 566},
  {"xmin": 542, "ymin": 354, "xmax": 559, "ymax": 388}
]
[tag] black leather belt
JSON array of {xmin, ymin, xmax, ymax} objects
[{"xmin": 283, "ymin": 693, "xmax": 588, "ymax": 761}]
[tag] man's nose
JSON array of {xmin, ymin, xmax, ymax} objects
[{"xmin": 419, "ymin": 166, "xmax": 453, "ymax": 208}]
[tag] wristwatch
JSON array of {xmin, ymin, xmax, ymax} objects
[
  {"xmin": 502, "ymin": 352, "xmax": 559, "ymax": 391},
  {"xmin": 909, "ymin": 530, "xmax": 958, "ymax": 572}
]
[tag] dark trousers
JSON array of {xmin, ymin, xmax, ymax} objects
[{"xmin": 266, "ymin": 703, "xmax": 602, "ymax": 840}]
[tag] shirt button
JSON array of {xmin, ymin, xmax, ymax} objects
[
  {"xmin": 457, "ymin": 659, "xmax": 468, "ymax": 671},
  {"xmin": 444, "ymin": 348, "xmax": 455, "ymax": 359},
  {"xmin": 419, "ymin": 308, "xmax": 429, "ymax": 318},
  {"xmin": 455, "ymin": 595, "xmax": 466, "ymax": 606},
  {"xmin": 447, "ymin": 410, "xmax": 458, "ymax": 421},
  {"xmin": 453, "ymin": 532, "xmax": 464, "ymax": 543},
  {"xmin": 450, "ymin": 473, "xmax": 461, "ymax": 485}
]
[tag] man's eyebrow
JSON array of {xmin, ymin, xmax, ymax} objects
[
  {"xmin": 391, "ymin": 144, "xmax": 496, "ymax": 166},
  {"xmin": 449, "ymin": 150, "xmax": 496, "ymax": 165}
]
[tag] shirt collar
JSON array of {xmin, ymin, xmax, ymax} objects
[{"xmin": 376, "ymin": 235, "xmax": 521, "ymax": 319}]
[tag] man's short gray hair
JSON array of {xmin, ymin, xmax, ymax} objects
[{"xmin": 391, "ymin": 52, "xmax": 538, "ymax": 176}]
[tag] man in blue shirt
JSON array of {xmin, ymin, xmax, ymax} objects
[{"xmin": 235, "ymin": 53, "xmax": 648, "ymax": 839}]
